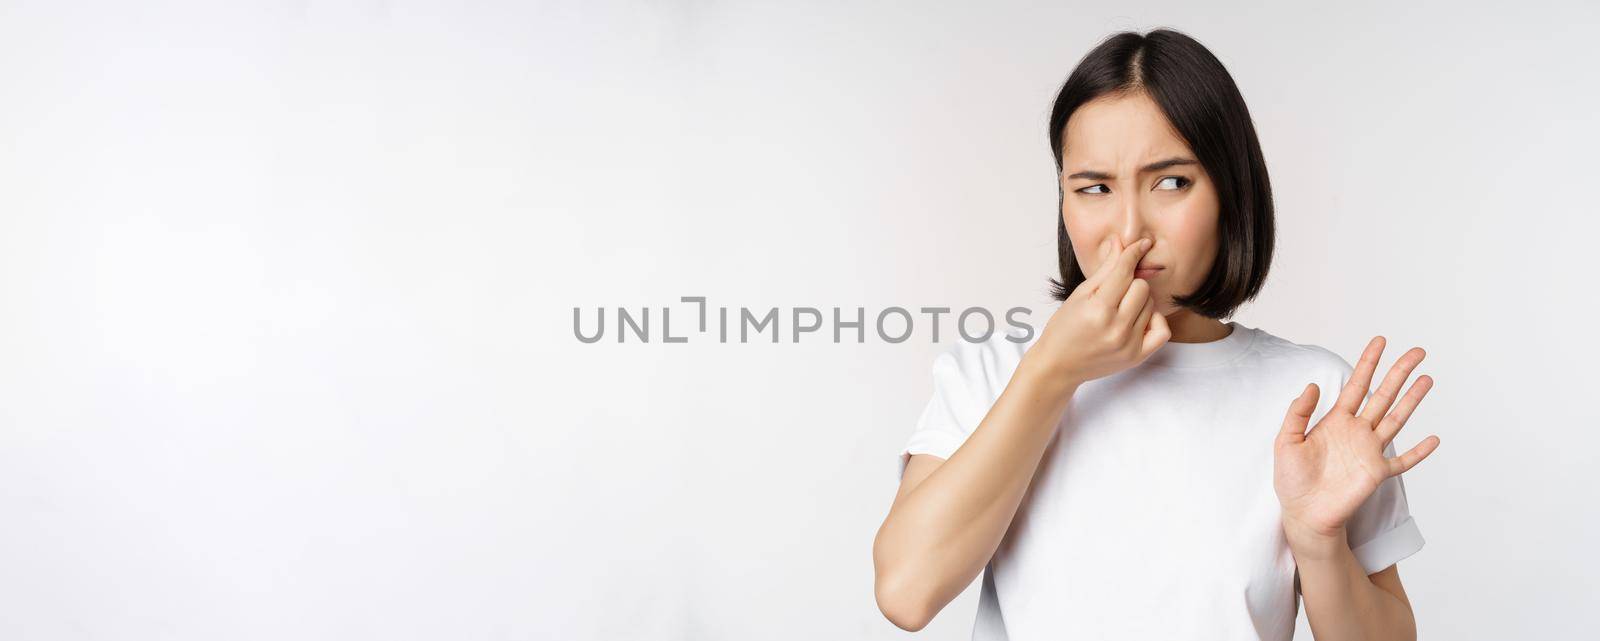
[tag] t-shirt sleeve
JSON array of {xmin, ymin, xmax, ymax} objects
[
  {"xmin": 1346, "ymin": 442, "xmax": 1425, "ymax": 574},
  {"xmin": 894, "ymin": 339, "xmax": 1003, "ymax": 482},
  {"xmin": 1328, "ymin": 354, "xmax": 1427, "ymax": 575}
]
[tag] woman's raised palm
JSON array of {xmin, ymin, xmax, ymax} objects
[{"xmin": 1273, "ymin": 336, "xmax": 1441, "ymax": 538}]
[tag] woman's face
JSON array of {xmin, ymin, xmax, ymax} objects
[{"xmin": 1060, "ymin": 91, "xmax": 1220, "ymax": 315}]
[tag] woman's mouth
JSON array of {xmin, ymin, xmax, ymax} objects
[{"xmin": 1134, "ymin": 265, "xmax": 1164, "ymax": 279}]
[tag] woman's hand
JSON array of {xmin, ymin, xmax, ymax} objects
[
  {"xmin": 1273, "ymin": 336, "xmax": 1441, "ymax": 554},
  {"xmin": 1025, "ymin": 236, "xmax": 1171, "ymax": 389}
]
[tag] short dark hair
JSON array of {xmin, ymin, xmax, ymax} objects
[{"xmin": 1046, "ymin": 28, "xmax": 1274, "ymax": 320}]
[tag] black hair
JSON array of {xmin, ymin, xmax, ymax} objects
[{"xmin": 1046, "ymin": 28, "xmax": 1274, "ymax": 320}]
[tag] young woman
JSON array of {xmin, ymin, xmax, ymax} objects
[{"xmin": 872, "ymin": 29, "xmax": 1440, "ymax": 640}]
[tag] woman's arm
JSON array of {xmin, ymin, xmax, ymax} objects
[
  {"xmin": 1291, "ymin": 530, "xmax": 1416, "ymax": 640},
  {"xmin": 1274, "ymin": 335, "xmax": 1439, "ymax": 641},
  {"xmin": 872, "ymin": 358, "xmax": 1079, "ymax": 631},
  {"xmin": 873, "ymin": 236, "xmax": 1168, "ymax": 631}
]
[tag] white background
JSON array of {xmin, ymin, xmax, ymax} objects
[{"xmin": 1, "ymin": 1, "xmax": 1596, "ymax": 639}]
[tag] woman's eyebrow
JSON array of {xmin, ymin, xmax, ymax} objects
[{"xmin": 1065, "ymin": 157, "xmax": 1199, "ymax": 180}]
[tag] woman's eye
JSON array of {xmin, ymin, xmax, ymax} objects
[
  {"xmin": 1155, "ymin": 176, "xmax": 1191, "ymax": 191},
  {"xmin": 1076, "ymin": 184, "xmax": 1109, "ymax": 195}
]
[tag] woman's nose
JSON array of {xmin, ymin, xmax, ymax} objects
[{"xmin": 1116, "ymin": 201, "xmax": 1149, "ymax": 247}]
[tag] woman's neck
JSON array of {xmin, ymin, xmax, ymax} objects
[{"xmin": 1163, "ymin": 309, "xmax": 1231, "ymax": 344}]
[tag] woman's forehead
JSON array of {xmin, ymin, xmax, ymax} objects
[{"xmin": 1062, "ymin": 95, "xmax": 1191, "ymax": 167}]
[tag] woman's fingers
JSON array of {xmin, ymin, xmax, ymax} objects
[
  {"xmin": 1091, "ymin": 237, "xmax": 1152, "ymax": 307},
  {"xmin": 1071, "ymin": 237, "xmax": 1119, "ymax": 301},
  {"xmin": 1132, "ymin": 293, "xmax": 1154, "ymax": 337},
  {"xmin": 1116, "ymin": 277, "xmax": 1151, "ymax": 325},
  {"xmin": 1140, "ymin": 305, "xmax": 1171, "ymax": 355},
  {"xmin": 1386, "ymin": 434, "xmax": 1441, "ymax": 477},
  {"xmin": 1334, "ymin": 336, "xmax": 1386, "ymax": 416},
  {"xmin": 1082, "ymin": 236, "xmax": 1124, "ymax": 294},
  {"xmin": 1360, "ymin": 347, "xmax": 1427, "ymax": 426},
  {"xmin": 1128, "ymin": 289, "xmax": 1158, "ymax": 356},
  {"xmin": 1374, "ymin": 374, "xmax": 1434, "ymax": 446},
  {"xmin": 1277, "ymin": 383, "xmax": 1320, "ymax": 445}
]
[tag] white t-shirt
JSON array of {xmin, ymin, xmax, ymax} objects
[{"xmin": 895, "ymin": 320, "xmax": 1424, "ymax": 640}]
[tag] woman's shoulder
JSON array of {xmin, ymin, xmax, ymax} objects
[
  {"xmin": 924, "ymin": 325, "xmax": 1040, "ymax": 397},
  {"xmin": 949, "ymin": 323, "xmax": 1039, "ymax": 360},
  {"xmin": 1245, "ymin": 325, "xmax": 1355, "ymax": 379}
]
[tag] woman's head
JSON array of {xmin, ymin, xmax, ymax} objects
[{"xmin": 1047, "ymin": 29, "xmax": 1273, "ymax": 321}]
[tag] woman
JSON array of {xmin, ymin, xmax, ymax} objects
[{"xmin": 872, "ymin": 29, "xmax": 1440, "ymax": 640}]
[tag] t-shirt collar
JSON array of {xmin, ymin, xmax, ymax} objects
[{"xmin": 1142, "ymin": 320, "xmax": 1257, "ymax": 369}]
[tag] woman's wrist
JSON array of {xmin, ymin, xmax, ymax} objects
[
  {"xmin": 1014, "ymin": 349, "xmax": 1084, "ymax": 403},
  {"xmin": 1282, "ymin": 514, "xmax": 1347, "ymax": 563}
]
